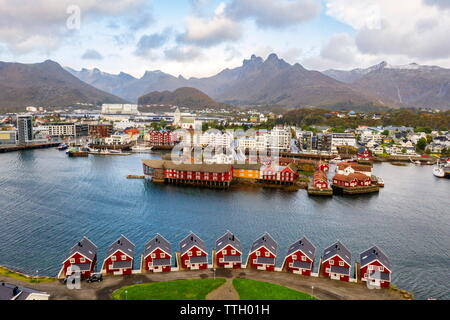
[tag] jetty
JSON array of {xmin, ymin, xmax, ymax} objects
[
  {"xmin": 332, "ymin": 184, "xmax": 380, "ymax": 195},
  {"xmin": 0, "ymin": 143, "xmax": 59, "ymax": 153}
]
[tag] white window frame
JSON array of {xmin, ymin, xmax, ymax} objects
[
  {"xmin": 339, "ymin": 261, "xmax": 344, "ymax": 267},
  {"xmin": 121, "ymin": 255, "xmax": 127, "ymax": 261},
  {"xmin": 302, "ymin": 256, "xmax": 307, "ymax": 261},
  {"xmin": 70, "ymin": 258, "xmax": 75, "ymax": 264},
  {"xmin": 292, "ymin": 255, "xmax": 297, "ymax": 260},
  {"xmin": 80, "ymin": 257, "xmax": 86, "ymax": 263},
  {"xmin": 231, "ymin": 250, "xmax": 236, "ymax": 255},
  {"xmin": 329, "ymin": 260, "xmax": 334, "ymax": 265},
  {"xmin": 256, "ymin": 251, "xmax": 261, "ymax": 256},
  {"xmin": 379, "ymin": 266, "xmax": 384, "ymax": 272},
  {"xmin": 151, "ymin": 253, "xmax": 156, "ymax": 259},
  {"xmin": 188, "ymin": 251, "xmax": 192, "ymax": 256},
  {"xmin": 161, "ymin": 253, "xmax": 165, "ymax": 258},
  {"xmin": 265, "ymin": 252, "xmax": 270, "ymax": 257},
  {"xmin": 111, "ymin": 256, "xmax": 117, "ymax": 261}
]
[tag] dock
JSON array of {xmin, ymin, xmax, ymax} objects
[
  {"xmin": 0, "ymin": 143, "xmax": 59, "ymax": 153},
  {"xmin": 307, "ymin": 186, "xmax": 333, "ymax": 196},
  {"xmin": 332, "ymin": 184, "xmax": 380, "ymax": 195}
]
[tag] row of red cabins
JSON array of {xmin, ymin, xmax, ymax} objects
[{"xmin": 60, "ymin": 233, "xmax": 391, "ymax": 288}]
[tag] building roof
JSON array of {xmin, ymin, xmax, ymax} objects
[
  {"xmin": 0, "ymin": 282, "xmax": 48, "ymax": 301},
  {"xmin": 314, "ymin": 171, "xmax": 328, "ymax": 182},
  {"xmin": 337, "ymin": 162, "xmax": 372, "ymax": 172},
  {"xmin": 216, "ymin": 231, "xmax": 242, "ymax": 252},
  {"xmin": 142, "ymin": 160, "xmax": 232, "ymax": 173},
  {"xmin": 144, "ymin": 234, "xmax": 172, "ymax": 258},
  {"xmin": 287, "ymin": 237, "xmax": 316, "ymax": 261},
  {"xmin": 360, "ymin": 246, "xmax": 391, "ymax": 270},
  {"xmin": 68, "ymin": 236, "xmax": 97, "ymax": 261},
  {"xmin": 251, "ymin": 233, "xmax": 278, "ymax": 255},
  {"xmin": 350, "ymin": 172, "xmax": 371, "ymax": 181},
  {"xmin": 107, "ymin": 235, "xmax": 135, "ymax": 259},
  {"xmin": 233, "ymin": 163, "xmax": 261, "ymax": 170},
  {"xmin": 333, "ymin": 174, "xmax": 357, "ymax": 183},
  {"xmin": 323, "ymin": 241, "xmax": 352, "ymax": 265},
  {"xmin": 180, "ymin": 233, "xmax": 206, "ymax": 255}
]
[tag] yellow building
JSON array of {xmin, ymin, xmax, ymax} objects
[{"xmin": 233, "ymin": 164, "xmax": 262, "ymax": 179}]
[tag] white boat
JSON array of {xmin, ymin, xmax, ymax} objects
[
  {"xmin": 131, "ymin": 145, "xmax": 153, "ymax": 153},
  {"xmin": 89, "ymin": 148, "xmax": 131, "ymax": 156},
  {"xmin": 433, "ymin": 161, "xmax": 446, "ymax": 178}
]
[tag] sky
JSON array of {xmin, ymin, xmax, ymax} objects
[{"xmin": 0, "ymin": 0, "xmax": 450, "ymax": 78}]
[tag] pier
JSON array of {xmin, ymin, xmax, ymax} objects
[{"xmin": 0, "ymin": 143, "xmax": 59, "ymax": 153}]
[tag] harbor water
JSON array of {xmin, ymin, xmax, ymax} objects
[{"xmin": 0, "ymin": 149, "xmax": 449, "ymax": 299}]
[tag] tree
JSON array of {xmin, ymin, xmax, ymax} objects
[{"xmin": 416, "ymin": 137, "xmax": 427, "ymax": 152}]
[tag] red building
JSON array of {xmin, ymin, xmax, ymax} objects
[
  {"xmin": 142, "ymin": 234, "xmax": 172, "ymax": 273},
  {"xmin": 102, "ymin": 235, "xmax": 135, "ymax": 276},
  {"xmin": 313, "ymin": 171, "xmax": 330, "ymax": 189},
  {"xmin": 260, "ymin": 164, "xmax": 298, "ymax": 185},
  {"xmin": 360, "ymin": 246, "xmax": 391, "ymax": 288},
  {"xmin": 282, "ymin": 237, "xmax": 316, "ymax": 276},
  {"xmin": 148, "ymin": 130, "xmax": 178, "ymax": 146},
  {"xmin": 247, "ymin": 233, "xmax": 278, "ymax": 271},
  {"xmin": 59, "ymin": 237, "xmax": 97, "ymax": 279},
  {"xmin": 333, "ymin": 173, "xmax": 372, "ymax": 187},
  {"xmin": 321, "ymin": 241, "xmax": 352, "ymax": 282},
  {"xmin": 142, "ymin": 160, "xmax": 233, "ymax": 188},
  {"xmin": 357, "ymin": 147, "xmax": 373, "ymax": 161},
  {"xmin": 215, "ymin": 231, "xmax": 242, "ymax": 269},
  {"xmin": 88, "ymin": 124, "xmax": 113, "ymax": 138},
  {"xmin": 316, "ymin": 161, "xmax": 330, "ymax": 172},
  {"xmin": 180, "ymin": 233, "xmax": 208, "ymax": 270}
]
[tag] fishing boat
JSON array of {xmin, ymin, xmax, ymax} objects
[
  {"xmin": 377, "ymin": 177, "xmax": 385, "ymax": 187},
  {"xmin": 57, "ymin": 143, "xmax": 68, "ymax": 151},
  {"xmin": 131, "ymin": 145, "xmax": 153, "ymax": 153}
]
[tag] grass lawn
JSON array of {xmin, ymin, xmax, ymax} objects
[
  {"xmin": 0, "ymin": 266, "xmax": 55, "ymax": 284},
  {"xmin": 233, "ymin": 278, "xmax": 318, "ymax": 300},
  {"xmin": 112, "ymin": 278, "xmax": 226, "ymax": 300}
]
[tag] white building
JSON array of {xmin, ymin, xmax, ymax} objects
[
  {"xmin": 331, "ymin": 133, "xmax": 357, "ymax": 154},
  {"xmin": 101, "ymin": 104, "xmax": 138, "ymax": 115},
  {"xmin": 266, "ymin": 126, "xmax": 291, "ymax": 152},
  {"xmin": 104, "ymin": 134, "xmax": 132, "ymax": 145}
]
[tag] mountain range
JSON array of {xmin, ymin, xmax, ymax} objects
[
  {"xmin": 67, "ymin": 54, "xmax": 383, "ymax": 110},
  {"xmin": 324, "ymin": 62, "xmax": 450, "ymax": 110},
  {"xmin": 0, "ymin": 60, "xmax": 126, "ymax": 112}
]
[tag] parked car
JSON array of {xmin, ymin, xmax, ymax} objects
[{"xmin": 86, "ymin": 273, "xmax": 103, "ymax": 283}]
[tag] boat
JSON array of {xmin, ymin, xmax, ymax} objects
[
  {"xmin": 329, "ymin": 157, "xmax": 343, "ymax": 164},
  {"xmin": 89, "ymin": 148, "xmax": 131, "ymax": 156},
  {"xmin": 377, "ymin": 177, "xmax": 385, "ymax": 187},
  {"xmin": 433, "ymin": 161, "xmax": 450, "ymax": 178},
  {"xmin": 57, "ymin": 144, "xmax": 68, "ymax": 151},
  {"xmin": 67, "ymin": 147, "xmax": 88, "ymax": 158},
  {"xmin": 131, "ymin": 145, "xmax": 153, "ymax": 153}
]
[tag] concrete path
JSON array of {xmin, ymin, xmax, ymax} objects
[{"xmin": 206, "ymin": 279, "xmax": 239, "ymax": 300}]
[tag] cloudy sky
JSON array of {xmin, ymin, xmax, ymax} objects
[{"xmin": 0, "ymin": 0, "xmax": 449, "ymax": 78}]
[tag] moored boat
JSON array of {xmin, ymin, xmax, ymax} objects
[
  {"xmin": 131, "ymin": 145, "xmax": 153, "ymax": 153},
  {"xmin": 57, "ymin": 144, "xmax": 68, "ymax": 151},
  {"xmin": 433, "ymin": 161, "xmax": 450, "ymax": 178}
]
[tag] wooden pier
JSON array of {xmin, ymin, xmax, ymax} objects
[
  {"xmin": 0, "ymin": 143, "xmax": 59, "ymax": 153},
  {"xmin": 307, "ymin": 186, "xmax": 333, "ymax": 196},
  {"xmin": 332, "ymin": 184, "xmax": 380, "ymax": 195}
]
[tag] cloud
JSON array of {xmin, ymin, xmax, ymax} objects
[
  {"xmin": 0, "ymin": 0, "xmax": 147, "ymax": 53},
  {"xmin": 164, "ymin": 46, "xmax": 203, "ymax": 62},
  {"xmin": 81, "ymin": 49, "xmax": 103, "ymax": 60},
  {"xmin": 423, "ymin": 0, "xmax": 450, "ymax": 9},
  {"xmin": 226, "ymin": 0, "xmax": 321, "ymax": 28},
  {"xmin": 323, "ymin": 0, "xmax": 450, "ymax": 65},
  {"xmin": 135, "ymin": 29, "xmax": 172, "ymax": 57},
  {"xmin": 178, "ymin": 3, "xmax": 242, "ymax": 47}
]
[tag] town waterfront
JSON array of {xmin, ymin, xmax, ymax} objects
[{"xmin": 0, "ymin": 149, "xmax": 449, "ymax": 300}]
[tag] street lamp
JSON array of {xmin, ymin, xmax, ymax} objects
[
  {"xmin": 311, "ymin": 286, "xmax": 314, "ymax": 300},
  {"xmin": 213, "ymin": 268, "xmax": 216, "ymax": 280}
]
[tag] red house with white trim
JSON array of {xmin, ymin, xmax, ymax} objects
[
  {"xmin": 313, "ymin": 171, "xmax": 330, "ymax": 189},
  {"xmin": 59, "ymin": 237, "xmax": 97, "ymax": 279},
  {"xmin": 142, "ymin": 234, "xmax": 172, "ymax": 273},
  {"xmin": 215, "ymin": 231, "xmax": 242, "ymax": 269},
  {"xmin": 179, "ymin": 233, "xmax": 208, "ymax": 270},
  {"xmin": 321, "ymin": 241, "xmax": 352, "ymax": 282},
  {"xmin": 247, "ymin": 233, "xmax": 278, "ymax": 271},
  {"xmin": 360, "ymin": 246, "xmax": 391, "ymax": 288},
  {"xmin": 282, "ymin": 237, "xmax": 316, "ymax": 276},
  {"xmin": 316, "ymin": 161, "xmax": 329, "ymax": 172},
  {"xmin": 102, "ymin": 235, "xmax": 135, "ymax": 275}
]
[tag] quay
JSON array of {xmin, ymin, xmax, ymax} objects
[
  {"xmin": 0, "ymin": 143, "xmax": 59, "ymax": 153},
  {"xmin": 280, "ymin": 152, "xmax": 334, "ymax": 160},
  {"xmin": 88, "ymin": 143, "xmax": 133, "ymax": 151},
  {"xmin": 332, "ymin": 184, "xmax": 380, "ymax": 195},
  {"xmin": 307, "ymin": 186, "xmax": 333, "ymax": 196}
]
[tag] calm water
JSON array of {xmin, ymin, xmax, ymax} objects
[{"xmin": 0, "ymin": 149, "xmax": 449, "ymax": 300}]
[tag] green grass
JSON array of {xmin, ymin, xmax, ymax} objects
[
  {"xmin": 233, "ymin": 278, "xmax": 318, "ymax": 300},
  {"xmin": 0, "ymin": 266, "xmax": 55, "ymax": 284},
  {"xmin": 112, "ymin": 278, "xmax": 226, "ymax": 300}
]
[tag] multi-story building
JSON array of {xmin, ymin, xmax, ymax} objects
[
  {"xmin": 266, "ymin": 126, "xmax": 291, "ymax": 152},
  {"xmin": 16, "ymin": 114, "xmax": 33, "ymax": 145},
  {"xmin": 89, "ymin": 124, "xmax": 113, "ymax": 139},
  {"xmin": 101, "ymin": 104, "xmax": 138, "ymax": 115},
  {"xmin": 331, "ymin": 133, "xmax": 357, "ymax": 154},
  {"xmin": 0, "ymin": 130, "xmax": 17, "ymax": 145},
  {"xmin": 40, "ymin": 123, "xmax": 88, "ymax": 138}
]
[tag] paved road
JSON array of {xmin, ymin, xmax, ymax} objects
[{"xmin": 1, "ymin": 269, "xmax": 405, "ymax": 300}]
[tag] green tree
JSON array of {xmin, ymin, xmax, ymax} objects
[{"xmin": 416, "ymin": 137, "xmax": 427, "ymax": 152}]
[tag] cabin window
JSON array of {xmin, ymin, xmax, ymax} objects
[
  {"xmin": 111, "ymin": 256, "xmax": 117, "ymax": 261},
  {"xmin": 379, "ymin": 266, "xmax": 384, "ymax": 272},
  {"xmin": 364, "ymin": 273, "xmax": 368, "ymax": 278},
  {"xmin": 151, "ymin": 253, "xmax": 156, "ymax": 259},
  {"xmin": 148, "ymin": 262, "xmax": 152, "ymax": 268},
  {"xmin": 256, "ymin": 251, "xmax": 261, "ymax": 256},
  {"xmin": 265, "ymin": 252, "xmax": 270, "ymax": 257},
  {"xmin": 253, "ymin": 259, "xmax": 257, "ymax": 264},
  {"xmin": 121, "ymin": 255, "xmax": 127, "ymax": 261},
  {"xmin": 231, "ymin": 250, "xmax": 236, "ymax": 255},
  {"xmin": 188, "ymin": 251, "xmax": 192, "ymax": 256},
  {"xmin": 325, "ymin": 268, "xmax": 330, "ymax": 273},
  {"xmin": 70, "ymin": 258, "xmax": 75, "ymax": 264},
  {"xmin": 339, "ymin": 261, "xmax": 344, "ymax": 267},
  {"xmin": 80, "ymin": 258, "xmax": 86, "ymax": 263},
  {"xmin": 161, "ymin": 253, "xmax": 165, "ymax": 258},
  {"xmin": 369, "ymin": 265, "xmax": 373, "ymax": 270},
  {"xmin": 219, "ymin": 258, "xmax": 224, "ymax": 263},
  {"xmin": 289, "ymin": 263, "xmax": 293, "ymax": 268},
  {"xmin": 302, "ymin": 256, "xmax": 307, "ymax": 261},
  {"xmin": 292, "ymin": 255, "xmax": 297, "ymax": 260},
  {"xmin": 329, "ymin": 260, "xmax": 334, "ymax": 265}
]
